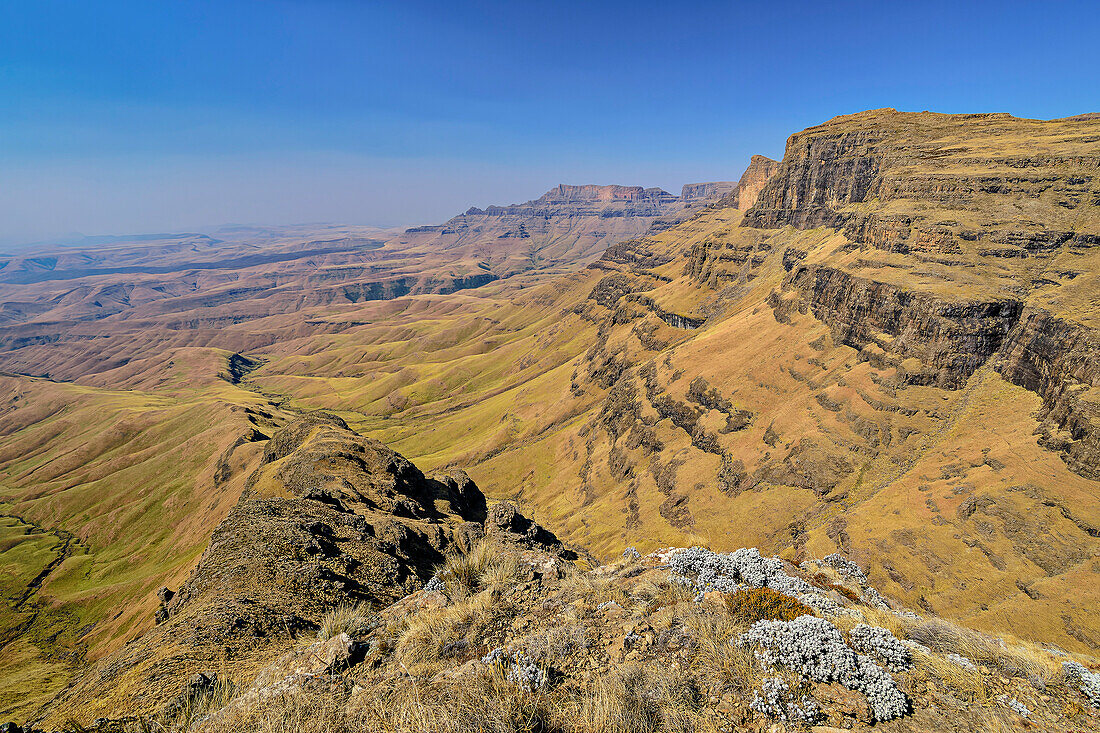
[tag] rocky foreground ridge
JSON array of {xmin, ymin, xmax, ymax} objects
[{"xmin": 16, "ymin": 416, "xmax": 1100, "ymax": 732}]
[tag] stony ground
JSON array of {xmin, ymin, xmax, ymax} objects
[{"xmin": 29, "ymin": 541, "xmax": 1100, "ymax": 733}]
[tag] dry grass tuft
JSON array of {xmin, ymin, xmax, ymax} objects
[
  {"xmin": 904, "ymin": 616, "xmax": 1060, "ymax": 684},
  {"xmin": 834, "ymin": 605, "xmax": 907, "ymax": 639},
  {"xmin": 314, "ymin": 602, "xmax": 375, "ymax": 641},
  {"xmin": 397, "ymin": 593, "xmax": 503, "ymax": 673},
  {"xmin": 566, "ymin": 664, "xmax": 715, "ymax": 733},
  {"xmin": 828, "ymin": 583, "xmax": 860, "ymax": 602},
  {"xmin": 683, "ymin": 610, "xmax": 756, "ymax": 695},
  {"xmin": 438, "ymin": 539, "xmax": 522, "ymax": 600},
  {"xmin": 351, "ymin": 669, "xmax": 553, "ymax": 733},
  {"xmin": 158, "ymin": 674, "xmax": 240, "ymax": 731},
  {"xmin": 559, "ymin": 570, "xmax": 632, "ymax": 608},
  {"xmin": 907, "ymin": 645, "xmax": 989, "ymax": 700}
]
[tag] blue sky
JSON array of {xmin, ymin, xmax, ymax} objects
[{"xmin": 1, "ymin": 0, "xmax": 1097, "ymax": 243}]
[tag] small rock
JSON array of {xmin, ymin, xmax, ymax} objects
[{"xmin": 253, "ymin": 633, "xmax": 360, "ymax": 688}]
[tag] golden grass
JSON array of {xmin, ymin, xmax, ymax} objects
[
  {"xmin": 903, "ymin": 616, "xmax": 1061, "ymax": 684},
  {"xmin": 157, "ymin": 673, "xmax": 239, "ymax": 731},
  {"xmin": 907, "ymin": 645, "xmax": 989, "ymax": 701},
  {"xmin": 567, "ymin": 665, "xmax": 715, "ymax": 733},
  {"xmin": 436, "ymin": 539, "xmax": 522, "ymax": 601},
  {"xmin": 682, "ymin": 610, "xmax": 756, "ymax": 695},
  {"xmin": 313, "ymin": 602, "xmax": 375, "ymax": 642},
  {"xmin": 189, "ymin": 663, "xmax": 719, "ymax": 733}
]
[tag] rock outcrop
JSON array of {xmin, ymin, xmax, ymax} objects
[
  {"xmin": 717, "ymin": 154, "xmax": 781, "ymax": 210},
  {"xmin": 742, "ymin": 109, "xmax": 1099, "ymax": 256},
  {"xmin": 681, "ymin": 181, "xmax": 737, "ymax": 202},
  {"xmin": 997, "ymin": 310, "xmax": 1100, "ymax": 479},
  {"xmin": 36, "ymin": 414, "xmax": 571, "ymax": 722},
  {"xmin": 784, "ymin": 263, "xmax": 1023, "ymax": 389}
]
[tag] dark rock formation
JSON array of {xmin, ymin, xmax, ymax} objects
[
  {"xmin": 484, "ymin": 502, "xmax": 577, "ymax": 559},
  {"xmin": 785, "ymin": 264, "xmax": 1023, "ymax": 389},
  {"xmin": 43, "ymin": 414, "xmax": 575, "ymax": 720},
  {"xmin": 997, "ymin": 311, "xmax": 1100, "ymax": 478}
]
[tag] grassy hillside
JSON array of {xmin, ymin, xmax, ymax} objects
[{"xmin": 0, "ymin": 110, "xmax": 1097, "ymax": 718}]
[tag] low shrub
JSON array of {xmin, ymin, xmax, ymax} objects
[
  {"xmin": 736, "ymin": 615, "xmax": 908, "ymax": 721},
  {"xmin": 848, "ymin": 624, "xmax": 911, "ymax": 673},
  {"xmin": 724, "ymin": 587, "xmax": 813, "ymax": 625},
  {"xmin": 1063, "ymin": 660, "xmax": 1100, "ymax": 708},
  {"xmin": 749, "ymin": 676, "xmax": 820, "ymax": 723}
]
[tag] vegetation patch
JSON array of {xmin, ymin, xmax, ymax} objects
[{"xmin": 724, "ymin": 587, "xmax": 814, "ymax": 625}]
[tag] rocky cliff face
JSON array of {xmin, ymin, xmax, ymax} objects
[
  {"xmin": 718, "ymin": 154, "xmax": 782, "ymax": 210},
  {"xmin": 783, "ymin": 263, "xmax": 1024, "ymax": 389},
  {"xmin": 997, "ymin": 311, "xmax": 1100, "ymax": 479},
  {"xmin": 737, "ymin": 110, "xmax": 1100, "ymax": 479},
  {"xmin": 742, "ymin": 109, "xmax": 1099, "ymax": 256}
]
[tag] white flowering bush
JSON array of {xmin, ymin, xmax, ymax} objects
[
  {"xmin": 798, "ymin": 591, "xmax": 843, "ymax": 617},
  {"xmin": 998, "ymin": 695, "xmax": 1030, "ymax": 717},
  {"xmin": 860, "ymin": 585, "xmax": 891, "ymax": 610},
  {"xmin": 749, "ymin": 676, "xmax": 820, "ymax": 723},
  {"xmin": 481, "ymin": 647, "xmax": 547, "ymax": 691},
  {"xmin": 1063, "ymin": 660, "xmax": 1100, "ymax": 708},
  {"xmin": 669, "ymin": 546, "xmax": 812, "ymax": 597},
  {"xmin": 507, "ymin": 652, "xmax": 547, "ymax": 691},
  {"xmin": 848, "ymin": 624, "xmax": 912, "ymax": 673},
  {"xmin": 821, "ymin": 553, "xmax": 868, "ymax": 583},
  {"xmin": 815, "ymin": 553, "xmax": 890, "ymax": 609},
  {"xmin": 736, "ymin": 616, "xmax": 908, "ymax": 721}
]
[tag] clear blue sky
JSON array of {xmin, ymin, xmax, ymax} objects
[{"xmin": 1, "ymin": 0, "xmax": 1097, "ymax": 243}]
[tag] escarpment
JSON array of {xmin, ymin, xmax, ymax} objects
[
  {"xmin": 738, "ymin": 110, "xmax": 1100, "ymax": 478},
  {"xmin": 783, "ymin": 264, "xmax": 1024, "ymax": 389},
  {"xmin": 781, "ymin": 263, "xmax": 1100, "ymax": 475},
  {"xmin": 996, "ymin": 311, "xmax": 1100, "ymax": 479},
  {"xmin": 743, "ymin": 110, "xmax": 1100, "ymax": 256}
]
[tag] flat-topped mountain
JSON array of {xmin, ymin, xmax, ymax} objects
[
  {"xmin": 399, "ymin": 180, "xmax": 736, "ymax": 274},
  {"xmin": 538, "ymin": 183, "xmax": 675, "ymax": 203}
]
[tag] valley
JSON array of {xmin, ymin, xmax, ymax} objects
[{"xmin": 0, "ymin": 110, "xmax": 1097, "ymax": 726}]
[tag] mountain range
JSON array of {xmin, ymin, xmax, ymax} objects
[{"xmin": 0, "ymin": 109, "xmax": 1097, "ymax": 730}]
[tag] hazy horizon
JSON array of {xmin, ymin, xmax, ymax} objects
[{"xmin": 3, "ymin": 0, "xmax": 1098, "ymax": 245}]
